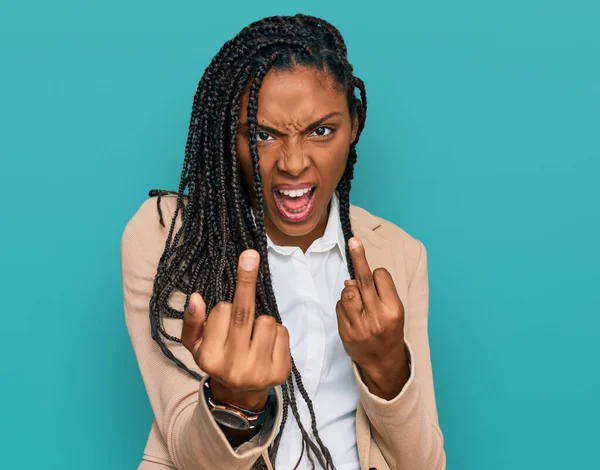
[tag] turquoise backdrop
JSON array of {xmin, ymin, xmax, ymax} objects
[{"xmin": 2, "ymin": 1, "xmax": 598, "ymax": 468}]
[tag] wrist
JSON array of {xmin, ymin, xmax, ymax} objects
[
  {"xmin": 209, "ymin": 378, "xmax": 270, "ymax": 412},
  {"xmin": 203, "ymin": 378, "xmax": 276, "ymax": 434},
  {"xmin": 357, "ymin": 351, "xmax": 410, "ymax": 400}
]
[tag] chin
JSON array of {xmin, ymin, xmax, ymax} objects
[{"xmin": 277, "ymin": 218, "xmax": 321, "ymax": 237}]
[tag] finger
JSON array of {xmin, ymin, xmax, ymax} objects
[
  {"xmin": 228, "ymin": 249, "xmax": 260, "ymax": 349},
  {"xmin": 271, "ymin": 325, "xmax": 292, "ymax": 385},
  {"xmin": 373, "ymin": 268, "xmax": 401, "ymax": 307},
  {"xmin": 348, "ymin": 237, "xmax": 379, "ymax": 310},
  {"xmin": 249, "ymin": 315, "xmax": 278, "ymax": 362},
  {"xmin": 181, "ymin": 292, "xmax": 206, "ymax": 356},
  {"xmin": 340, "ymin": 285, "xmax": 364, "ymax": 323},
  {"xmin": 202, "ymin": 301, "xmax": 231, "ymax": 350},
  {"xmin": 335, "ymin": 298, "xmax": 353, "ymax": 332},
  {"xmin": 344, "ymin": 280, "xmax": 357, "ymax": 288}
]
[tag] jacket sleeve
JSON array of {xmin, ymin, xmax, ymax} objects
[
  {"xmin": 352, "ymin": 239, "xmax": 446, "ymax": 470},
  {"xmin": 120, "ymin": 197, "xmax": 281, "ymax": 470}
]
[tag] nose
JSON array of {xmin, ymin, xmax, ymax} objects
[{"xmin": 277, "ymin": 144, "xmax": 310, "ymax": 176}]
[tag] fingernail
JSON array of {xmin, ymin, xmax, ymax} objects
[
  {"xmin": 189, "ymin": 301, "xmax": 196, "ymax": 314},
  {"xmin": 349, "ymin": 238, "xmax": 360, "ymax": 249},
  {"xmin": 241, "ymin": 251, "xmax": 258, "ymax": 271}
]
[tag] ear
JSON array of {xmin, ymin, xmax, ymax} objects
[{"xmin": 350, "ymin": 112, "xmax": 359, "ymax": 145}]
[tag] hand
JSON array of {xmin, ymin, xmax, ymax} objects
[
  {"xmin": 181, "ymin": 249, "xmax": 292, "ymax": 411},
  {"xmin": 336, "ymin": 237, "xmax": 410, "ymax": 399}
]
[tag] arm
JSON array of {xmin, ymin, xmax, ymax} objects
[
  {"xmin": 120, "ymin": 197, "xmax": 281, "ymax": 470},
  {"xmin": 352, "ymin": 240, "xmax": 446, "ymax": 470}
]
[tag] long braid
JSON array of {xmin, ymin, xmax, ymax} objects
[{"xmin": 148, "ymin": 14, "xmax": 367, "ymax": 469}]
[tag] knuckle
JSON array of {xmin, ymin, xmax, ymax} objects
[
  {"xmin": 342, "ymin": 333, "xmax": 354, "ymax": 344},
  {"xmin": 197, "ymin": 352, "xmax": 216, "ymax": 375},
  {"xmin": 392, "ymin": 304, "xmax": 404, "ymax": 318},
  {"xmin": 373, "ymin": 267, "xmax": 389, "ymax": 278},
  {"xmin": 371, "ymin": 321, "xmax": 385, "ymax": 336},
  {"xmin": 255, "ymin": 315, "xmax": 276, "ymax": 327},
  {"xmin": 237, "ymin": 270, "xmax": 257, "ymax": 285},
  {"xmin": 343, "ymin": 287, "xmax": 358, "ymax": 302},
  {"xmin": 357, "ymin": 274, "xmax": 373, "ymax": 288},
  {"xmin": 276, "ymin": 324, "xmax": 290, "ymax": 339},
  {"xmin": 232, "ymin": 305, "xmax": 251, "ymax": 326},
  {"xmin": 213, "ymin": 301, "xmax": 231, "ymax": 314},
  {"xmin": 254, "ymin": 376, "xmax": 269, "ymax": 390}
]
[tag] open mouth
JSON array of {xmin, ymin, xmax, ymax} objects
[{"xmin": 273, "ymin": 187, "xmax": 317, "ymax": 223}]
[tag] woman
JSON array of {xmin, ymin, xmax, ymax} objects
[{"xmin": 121, "ymin": 13, "xmax": 446, "ymax": 470}]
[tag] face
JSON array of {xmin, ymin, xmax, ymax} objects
[{"xmin": 237, "ymin": 65, "xmax": 358, "ymax": 250}]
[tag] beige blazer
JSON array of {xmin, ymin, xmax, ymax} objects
[{"xmin": 121, "ymin": 194, "xmax": 446, "ymax": 470}]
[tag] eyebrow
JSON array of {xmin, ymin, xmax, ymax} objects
[{"xmin": 241, "ymin": 111, "xmax": 343, "ymax": 136}]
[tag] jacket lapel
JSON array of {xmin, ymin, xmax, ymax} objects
[
  {"xmin": 351, "ymin": 209, "xmax": 393, "ymax": 275},
  {"xmin": 349, "ymin": 203, "xmax": 401, "ymax": 291},
  {"xmin": 349, "ymin": 204, "xmax": 409, "ymax": 307},
  {"xmin": 348, "ymin": 204, "xmax": 399, "ymax": 469}
]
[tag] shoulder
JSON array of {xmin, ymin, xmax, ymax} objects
[
  {"xmin": 122, "ymin": 193, "xmax": 182, "ymax": 232},
  {"xmin": 350, "ymin": 203, "xmax": 421, "ymax": 246},
  {"xmin": 121, "ymin": 194, "xmax": 179, "ymax": 255}
]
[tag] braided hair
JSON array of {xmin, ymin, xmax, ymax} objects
[{"xmin": 148, "ymin": 14, "xmax": 367, "ymax": 469}]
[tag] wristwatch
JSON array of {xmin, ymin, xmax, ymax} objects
[{"xmin": 203, "ymin": 378, "xmax": 276, "ymax": 431}]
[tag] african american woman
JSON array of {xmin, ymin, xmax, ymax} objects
[{"xmin": 121, "ymin": 13, "xmax": 446, "ymax": 470}]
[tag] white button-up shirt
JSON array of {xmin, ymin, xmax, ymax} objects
[{"xmin": 266, "ymin": 193, "xmax": 360, "ymax": 470}]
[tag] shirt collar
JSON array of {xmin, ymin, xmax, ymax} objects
[{"xmin": 265, "ymin": 191, "xmax": 348, "ymax": 262}]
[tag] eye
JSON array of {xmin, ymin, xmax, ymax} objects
[
  {"xmin": 256, "ymin": 131, "xmax": 273, "ymax": 142},
  {"xmin": 310, "ymin": 126, "xmax": 333, "ymax": 137}
]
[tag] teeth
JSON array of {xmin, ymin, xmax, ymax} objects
[{"xmin": 278, "ymin": 187, "xmax": 312, "ymax": 198}]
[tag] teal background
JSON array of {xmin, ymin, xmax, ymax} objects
[{"xmin": 2, "ymin": 0, "xmax": 598, "ymax": 468}]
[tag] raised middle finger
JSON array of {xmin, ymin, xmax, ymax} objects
[
  {"xmin": 348, "ymin": 237, "xmax": 379, "ymax": 311},
  {"xmin": 227, "ymin": 249, "xmax": 260, "ymax": 351}
]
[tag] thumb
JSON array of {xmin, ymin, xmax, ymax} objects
[{"xmin": 181, "ymin": 292, "xmax": 206, "ymax": 356}]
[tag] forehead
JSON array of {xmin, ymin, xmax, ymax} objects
[{"xmin": 240, "ymin": 66, "xmax": 348, "ymax": 120}]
